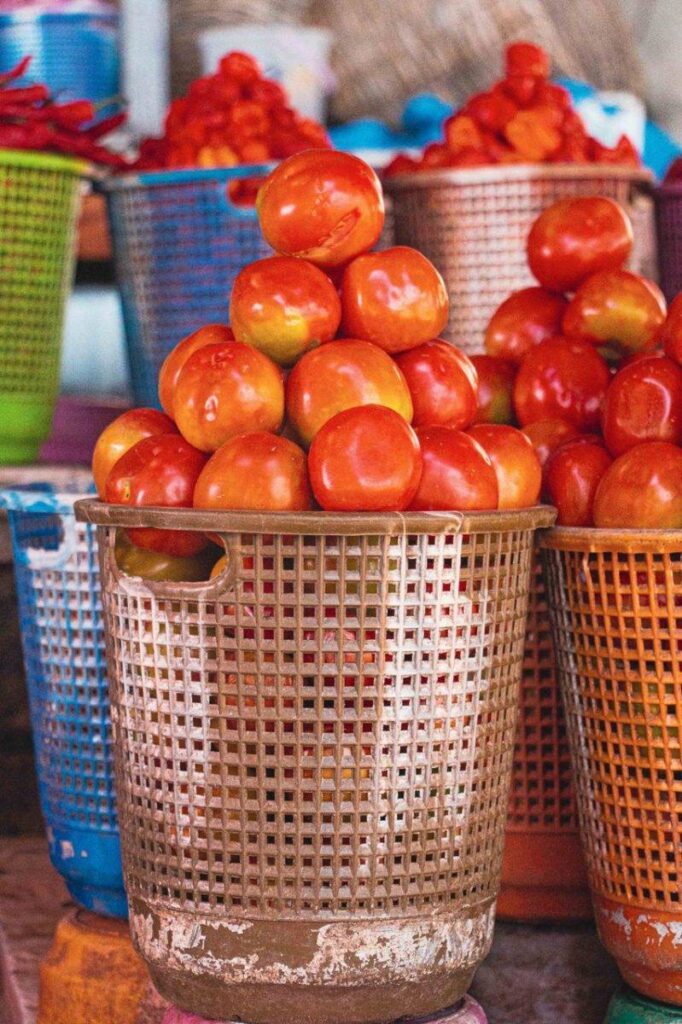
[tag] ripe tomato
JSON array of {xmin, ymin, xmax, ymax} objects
[
  {"xmin": 286, "ymin": 338, "xmax": 413, "ymax": 446},
  {"xmin": 467, "ymin": 424, "xmax": 541, "ymax": 508},
  {"xmin": 173, "ymin": 341, "xmax": 284, "ymax": 451},
  {"xmin": 92, "ymin": 408, "xmax": 177, "ymax": 498},
  {"xmin": 602, "ymin": 355, "xmax": 682, "ymax": 456},
  {"xmin": 410, "ymin": 427, "xmax": 498, "ymax": 512},
  {"xmin": 193, "ymin": 432, "xmax": 312, "ymax": 511},
  {"xmin": 256, "ymin": 150, "xmax": 385, "ymax": 268},
  {"xmin": 545, "ymin": 440, "xmax": 612, "ymax": 526},
  {"xmin": 484, "ymin": 286, "xmax": 567, "ymax": 363},
  {"xmin": 527, "ymin": 196, "xmax": 633, "ymax": 292},
  {"xmin": 513, "ymin": 337, "xmax": 610, "ymax": 431},
  {"xmin": 521, "ymin": 418, "xmax": 581, "ymax": 480},
  {"xmin": 341, "ymin": 247, "xmax": 449, "ymax": 354},
  {"xmin": 115, "ymin": 531, "xmax": 217, "ymax": 581},
  {"xmin": 470, "ymin": 355, "xmax": 516, "ymax": 424},
  {"xmin": 659, "ymin": 293, "xmax": 682, "ymax": 365},
  {"xmin": 105, "ymin": 434, "xmax": 208, "ymax": 555},
  {"xmin": 396, "ymin": 340, "xmax": 477, "ymax": 428},
  {"xmin": 593, "ymin": 442, "xmax": 682, "ymax": 528},
  {"xmin": 308, "ymin": 405, "xmax": 422, "ymax": 511},
  {"xmin": 158, "ymin": 324, "xmax": 234, "ymax": 417},
  {"xmin": 562, "ymin": 270, "xmax": 666, "ymax": 355},
  {"xmin": 229, "ymin": 256, "xmax": 341, "ymax": 366}
]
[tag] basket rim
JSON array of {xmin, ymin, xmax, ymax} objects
[
  {"xmin": 0, "ymin": 147, "xmax": 90, "ymax": 177},
  {"xmin": 541, "ymin": 524, "xmax": 682, "ymax": 553},
  {"xmin": 382, "ymin": 162, "xmax": 653, "ymax": 192},
  {"xmin": 75, "ymin": 498, "xmax": 555, "ymax": 537},
  {"xmin": 101, "ymin": 161, "xmax": 276, "ymax": 192},
  {"xmin": 654, "ymin": 181, "xmax": 682, "ymax": 197}
]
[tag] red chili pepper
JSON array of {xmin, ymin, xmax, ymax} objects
[
  {"xmin": 0, "ymin": 56, "xmax": 31, "ymax": 88},
  {"xmin": 0, "ymin": 84, "xmax": 50, "ymax": 106},
  {"xmin": 505, "ymin": 42, "xmax": 550, "ymax": 79},
  {"xmin": 84, "ymin": 111, "xmax": 126, "ymax": 140},
  {"xmin": 49, "ymin": 100, "xmax": 96, "ymax": 129},
  {"xmin": 0, "ymin": 123, "xmax": 48, "ymax": 149}
]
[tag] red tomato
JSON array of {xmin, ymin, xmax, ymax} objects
[
  {"xmin": 229, "ymin": 256, "xmax": 341, "ymax": 366},
  {"xmin": 286, "ymin": 339, "xmax": 413, "ymax": 446},
  {"xmin": 544, "ymin": 440, "xmax": 612, "ymax": 526},
  {"xmin": 521, "ymin": 418, "xmax": 581, "ymax": 470},
  {"xmin": 158, "ymin": 324, "xmax": 234, "ymax": 417},
  {"xmin": 341, "ymin": 247, "xmax": 449, "ymax": 354},
  {"xmin": 410, "ymin": 427, "xmax": 498, "ymax": 512},
  {"xmin": 173, "ymin": 341, "xmax": 284, "ymax": 451},
  {"xmin": 513, "ymin": 337, "xmax": 610, "ymax": 431},
  {"xmin": 396, "ymin": 340, "xmax": 477, "ymax": 428},
  {"xmin": 92, "ymin": 408, "xmax": 177, "ymax": 498},
  {"xmin": 470, "ymin": 355, "xmax": 516, "ymax": 424},
  {"xmin": 256, "ymin": 150, "xmax": 385, "ymax": 268},
  {"xmin": 105, "ymin": 434, "xmax": 208, "ymax": 556},
  {"xmin": 193, "ymin": 432, "xmax": 312, "ymax": 511},
  {"xmin": 484, "ymin": 286, "xmax": 567, "ymax": 363},
  {"xmin": 562, "ymin": 270, "xmax": 666, "ymax": 356},
  {"xmin": 467, "ymin": 424, "xmax": 541, "ymax": 509},
  {"xmin": 505, "ymin": 41, "xmax": 550, "ymax": 79},
  {"xmin": 308, "ymin": 405, "xmax": 422, "ymax": 511},
  {"xmin": 527, "ymin": 197, "xmax": 633, "ymax": 292},
  {"xmin": 602, "ymin": 355, "xmax": 682, "ymax": 455},
  {"xmin": 659, "ymin": 293, "xmax": 682, "ymax": 364},
  {"xmin": 593, "ymin": 442, "xmax": 682, "ymax": 528}
]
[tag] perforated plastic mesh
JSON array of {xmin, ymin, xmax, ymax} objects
[{"xmin": 655, "ymin": 184, "xmax": 682, "ymax": 304}]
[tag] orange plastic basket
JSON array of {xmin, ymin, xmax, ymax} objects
[{"xmin": 542, "ymin": 528, "xmax": 682, "ymax": 1005}]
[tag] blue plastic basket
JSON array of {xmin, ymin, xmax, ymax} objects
[
  {"xmin": 103, "ymin": 165, "xmax": 273, "ymax": 408},
  {"xmin": 0, "ymin": 480, "xmax": 125, "ymax": 918}
]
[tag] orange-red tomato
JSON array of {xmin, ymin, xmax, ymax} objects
[
  {"xmin": 521, "ymin": 418, "xmax": 581, "ymax": 470},
  {"xmin": 527, "ymin": 196, "xmax": 633, "ymax": 292},
  {"xmin": 593, "ymin": 442, "xmax": 682, "ymax": 528},
  {"xmin": 256, "ymin": 150, "xmax": 385, "ymax": 268},
  {"xmin": 308, "ymin": 405, "xmax": 422, "ymax": 511},
  {"xmin": 229, "ymin": 256, "xmax": 341, "ymax": 366},
  {"xmin": 158, "ymin": 324, "xmax": 234, "ymax": 417},
  {"xmin": 484, "ymin": 287, "xmax": 567, "ymax": 363},
  {"xmin": 562, "ymin": 270, "xmax": 666, "ymax": 356},
  {"xmin": 286, "ymin": 338, "xmax": 413, "ymax": 446},
  {"xmin": 602, "ymin": 355, "xmax": 682, "ymax": 456},
  {"xmin": 341, "ymin": 247, "xmax": 449, "ymax": 354},
  {"xmin": 409, "ymin": 427, "xmax": 499, "ymax": 512},
  {"xmin": 92, "ymin": 407, "xmax": 177, "ymax": 498},
  {"xmin": 513, "ymin": 337, "xmax": 610, "ymax": 431},
  {"xmin": 470, "ymin": 355, "xmax": 516, "ymax": 424},
  {"xmin": 467, "ymin": 424, "xmax": 541, "ymax": 509},
  {"xmin": 105, "ymin": 434, "xmax": 208, "ymax": 555},
  {"xmin": 173, "ymin": 341, "xmax": 284, "ymax": 451},
  {"xmin": 545, "ymin": 439, "xmax": 612, "ymax": 526},
  {"xmin": 193, "ymin": 432, "xmax": 312, "ymax": 511},
  {"xmin": 396, "ymin": 340, "xmax": 477, "ymax": 428},
  {"xmin": 661, "ymin": 293, "xmax": 682, "ymax": 364}
]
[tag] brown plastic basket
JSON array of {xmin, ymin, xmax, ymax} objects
[
  {"xmin": 76, "ymin": 500, "xmax": 553, "ymax": 1024},
  {"xmin": 384, "ymin": 164, "xmax": 654, "ymax": 354},
  {"xmin": 541, "ymin": 527, "xmax": 682, "ymax": 1005}
]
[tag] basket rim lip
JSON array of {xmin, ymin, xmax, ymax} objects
[
  {"xmin": 0, "ymin": 9, "xmax": 118, "ymax": 25},
  {"xmin": 654, "ymin": 180, "xmax": 682, "ymax": 196},
  {"xmin": 382, "ymin": 162, "xmax": 653, "ymax": 191},
  {"xmin": 0, "ymin": 146, "xmax": 91, "ymax": 176},
  {"xmin": 541, "ymin": 525, "xmax": 682, "ymax": 551},
  {"xmin": 101, "ymin": 161, "xmax": 276, "ymax": 191},
  {"xmin": 75, "ymin": 497, "xmax": 555, "ymax": 536}
]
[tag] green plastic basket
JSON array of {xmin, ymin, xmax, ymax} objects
[{"xmin": 0, "ymin": 149, "xmax": 88, "ymax": 464}]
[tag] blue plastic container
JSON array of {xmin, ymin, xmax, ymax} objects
[
  {"xmin": 0, "ymin": 480, "xmax": 125, "ymax": 918},
  {"xmin": 103, "ymin": 165, "xmax": 273, "ymax": 408}
]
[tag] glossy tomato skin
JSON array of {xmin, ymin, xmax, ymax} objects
[
  {"xmin": 256, "ymin": 150, "xmax": 385, "ymax": 268},
  {"xmin": 193, "ymin": 432, "xmax": 312, "ymax": 511},
  {"xmin": 173, "ymin": 341, "xmax": 284, "ymax": 451},
  {"xmin": 229, "ymin": 256, "xmax": 341, "ymax": 366},
  {"xmin": 562, "ymin": 270, "xmax": 666, "ymax": 355},
  {"xmin": 593, "ymin": 441, "xmax": 682, "ymax": 528},
  {"xmin": 467, "ymin": 424, "xmax": 541, "ymax": 508},
  {"xmin": 484, "ymin": 287, "xmax": 567, "ymax": 363},
  {"xmin": 341, "ymin": 247, "xmax": 449, "ymax": 354},
  {"xmin": 602, "ymin": 355, "xmax": 682, "ymax": 455},
  {"xmin": 308, "ymin": 405, "xmax": 422, "ymax": 512},
  {"xmin": 115, "ymin": 531, "xmax": 218, "ymax": 581},
  {"xmin": 286, "ymin": 338, "xmax": 413, "ymax": 446},
  {"xmin": 545, "ymin": 439, "xmax": 612, "ymax": 526},
  {"xmin": 92, "ymin": 408, "xmax": 177, "ymax": 498},
  {"xmin": 105, "ymin": 434, "xmax": 208, "ymax": 556},
  {"xmin": 513, "ymin": 337, "xmax": 610, "ymax": 431},
  {"xmin": 396, "ymin": 340, "xmax": 477, "ymax": 428},
  {"xmin": 521, "ymin": 418, "xmax": 581, "ymax": 470},
  {"xmin": 470, "ymin": 355, "xmax": 516, "ymax": 424},
  {"xmin": 409, "ymin": 427, "xmax": 499, "ymax": 512},
  {"xmin": 527, "ymin": 196, "xmax": 633, "ymax": 292},
  {"xmin": 660, "ymin": 293, "xmax": 682, "ymax": 364},
  {"xmin": 158, "ymin": 324, "xmax": 234, "ymax": 417}
]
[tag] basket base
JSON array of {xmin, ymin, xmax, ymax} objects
[
  {"xmin": 47, "ymin": 824, "xmax": 127, "ymax": 919},
  {"xmin": 65, "ymin": 876, "xmax": 129, "ymax": 919},
  {"xmin": 604, "ymin": 986, "xmax": 682, "ymax": 1023},
  {"xmin": 498, "ymin": 831, "xmax": 591, "ymax": 923},
  {"xmin": 0, "ymin": 395, "xmax": 56, "ymax": 466}
]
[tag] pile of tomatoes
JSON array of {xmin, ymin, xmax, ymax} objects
[
  {"xmin": 94, "ymin": 149, "xmax": 544, "ymax": 575},
  {"xmin": 478, "ymin": 194, "xmax": 682, "ymax": 529},
  {"xmin": 384, "ymin": 41, "xmax": 640, "ymax": 175}
]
